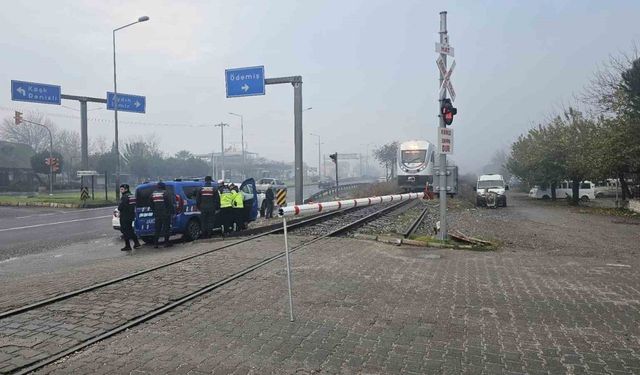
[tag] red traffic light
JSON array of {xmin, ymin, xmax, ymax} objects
[
  {"xmin": 329, "ymin": 153, "xmax": 338, "ymax": 164},
  {"xmin": 14, "ymin": 111, "xmax": 23, "ymax": 125},
  {"xmin": 440, "ymin": 98, "xmax": 457, "ymax": 126}
]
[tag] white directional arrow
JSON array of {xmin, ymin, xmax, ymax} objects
[
  {"xmin": 16, "ymin": 87, "xmax": 26, "ymax": 96},
  {"xmin": 134, "ymin": 101, "xmax": 141, "ymax": 108},
  {"xmin": 241, "ymin": 84, "xmax": 250, "ymax": 92}
]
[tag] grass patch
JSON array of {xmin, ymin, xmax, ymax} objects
[
  {"xmin": 0, "ymin": 192, "xmax": 117, "ymax": 207},
  {"xmin": 575, "ymin": 206, "xmax": 640, "ymax": 219}
]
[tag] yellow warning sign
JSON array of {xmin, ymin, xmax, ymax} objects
[
  {"xmin": 80, "ymin": 187, "xmax": 89, "ymax": 201},
  {"xmin": 276, "ymin": 188, "xmax": 287, "ymax": 206}
]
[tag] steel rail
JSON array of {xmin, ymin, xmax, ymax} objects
[
  {"xmin": 403, "ymin": 205, "xmax": 431, "ymax": 238},
  {"xmin": 10, "ymin": 199, "xmax": 411, "ymax": 375}
]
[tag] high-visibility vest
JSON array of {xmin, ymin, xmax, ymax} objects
[
  {"xmin": 232, "ymin": 191, "xmax": 244, "ymax": 208},
  {"xmin": 220, "ymin": 191, "xmax": 234, "ymax": 208}
]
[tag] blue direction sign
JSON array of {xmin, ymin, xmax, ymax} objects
[
  {"xmin": 225, "ymin": 66, "xmax": 265, "ymax": 98},
  {"xmin": 11, "ymin": 80, "xmax": 61, "ymax": 105},
  {"xmin": 106, "ymin": 92, "xmax": 146, "ymax": 113}
]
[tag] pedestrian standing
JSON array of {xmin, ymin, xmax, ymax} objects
[
  {"xmin": 118, "ymin": 184, "xmax": 141, "ymax": 251},
  {"xmin": 265, "ymin": 186, "xmax": 275, "ymax": 219},
  {"xmin": 196, "ymin": 176, "xmax": 220, "ymax": 238},
  {"xmin": 151, "ymin": 182, "xmax": 174, "ymax": 248},
  {"xmin": 218, "ymin": 183, "xmax": 234, "ymax": 234},
  {"xmin": 230, "ymin": 183, "xmax": 245, "ymax": 231}
]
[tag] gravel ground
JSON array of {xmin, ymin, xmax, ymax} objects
[
  {"xmin": 288, "ymin": 201, "xmax": 403, "ymax": 237},
  {"xmin": 350, "ymin": 199, "xmax": 441, "ymax": 237}
]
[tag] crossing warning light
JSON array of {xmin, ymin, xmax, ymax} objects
[
  {"xmin": 441, "ymin": 98, "xmax": 457, "ymax": 126},
  {"xmin": 329, "ymin": 153, "xmax": 338, "ymax": 164},
  {"xmin": 14, "ymin": 111, "xmax": 23, "ymax": 125}
]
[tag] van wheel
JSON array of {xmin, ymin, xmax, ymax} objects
[
  {"xmin": 542, "ymin": 195, "xmax": 550, "ymax": 200},
  {"xmin": 580, "ymin": 196, "xmax": 590, "ymax": 202},
  {"xmin": 141, "ymin": 236, "xmax": 155, "ymax": 244},
  {"xmin": 183, "ymin": 219, "xmax": 201, "ymax": 241}
]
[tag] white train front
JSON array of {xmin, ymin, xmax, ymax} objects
[{"xmin": 397, "ymin": 140, "xmax": 436, "ymax": 192}]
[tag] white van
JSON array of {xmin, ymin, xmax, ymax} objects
[
  {"xmin": 528, "ymin": 181, "xmax": 595, "ymax": 201},
  {"xmin": 475, "ymin": 174, "xmax": 508, "ymax": 207}
]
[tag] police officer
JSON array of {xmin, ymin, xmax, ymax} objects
[
  {"xmin": 264, "ymin": 186, "xmax": 275, "ymax": 219},
  {"xmin": 231, "ymin": 183, "xmax": 245, "ymax": 231},
  {"xmin": 151, "ymin": 181, "xmax": 174, "ymax": 248},
  {"xmin": 218, "ymin": 183, "xmax": 234, "ymax": 234},
  {"xmin": 196, "ymin": 176, "xmax": 220, "ymax": 238},
  {"xmin": 118, "ymin": 184, "xmax": 140, "ymax": 251}
]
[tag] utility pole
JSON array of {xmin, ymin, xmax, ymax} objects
[
  {"xmin": 215, "ymin": 123, "xmax": 229, "ymax": 181},
  {"xmin": 438, "ymin": 11, "xmax": 449, "ymax": 240},
  {"xmin": 229, "ymin": 112, "xmax": 245, "ymax": 179}
]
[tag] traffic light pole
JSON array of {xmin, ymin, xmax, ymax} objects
[
  {"xmin": 438, "ymin": 11, "xmax": 448, "ymax": 241},
  {"xmin": 21, "ymin": 119, "xmax": 54, "ymax": 196}
]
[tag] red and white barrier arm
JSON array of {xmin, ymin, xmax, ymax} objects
[{"xmin": 278, "ymin": 192, "xmax": 424, "ymax": 217}]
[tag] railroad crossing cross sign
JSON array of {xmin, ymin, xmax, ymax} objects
[{"xmin": 436, "ymin": 57, "xmax": 456, "ymax": 102}]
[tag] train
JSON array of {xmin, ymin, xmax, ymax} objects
[{"xmin": 397, "ymin": 140, "xmax": 436, "ymax": 192}]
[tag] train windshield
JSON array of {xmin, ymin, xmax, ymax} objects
[{"xmin": 401, "ymin": 150, "xmax": 426, "ymax": 164}]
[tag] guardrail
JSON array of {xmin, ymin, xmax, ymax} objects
[{"xmin": 303, "ymin": 183, "xmax": 370, "ymax": 203}]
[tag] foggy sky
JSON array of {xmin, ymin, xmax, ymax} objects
[{"xmin": 1, "ymin": 0, "xmax": 639, "ymax": 174}]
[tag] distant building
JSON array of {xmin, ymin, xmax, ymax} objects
[{"xmin": 0, "ymin": 140, "xmax": 35, "ymax": 190}]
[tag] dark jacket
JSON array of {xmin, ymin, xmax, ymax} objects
[
  {"xmin": 265, "ymin": 187, "xmax": 275, "ymax": 201},
  {"xmin": 151, "ymin": 189, "xmax": 174, "ymax": 216},
  {"xmin": 196, "ymin": 183, "xmax": 220, "ymax": 211},
  {"xmin": 118, "ymin": 191, "xmax": 136, "ymax": 220}
]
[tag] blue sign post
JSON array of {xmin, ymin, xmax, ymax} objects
[
  {"xmin": 11, "ymin": 80, "xmax": 61, "ymax": 105},
  {"xmin": 225, "ymin": 66, "xmax": 265, "ymax": 98},
  {"xmin": 106, "ymin": 92, "xmax": 146, "ymax": 113}
]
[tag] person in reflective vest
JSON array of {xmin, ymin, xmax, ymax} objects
[
  {"xmin": 118, "ymin": 184, "xmax": 140, "ymax": 251},
  {"xmin": 196, "ymin": 176, "xmax": 220, "ymax": 238},
  {"xmin": 151, "ymin": 182, "xmax": 174, "ymax": 248},
  {"xmin": 218, "ymin": 183, "xmax": 234, "ymax": 234},
  {"xmin": 231, "ymin": 183, "xmax": 245, "ymax": 231}
]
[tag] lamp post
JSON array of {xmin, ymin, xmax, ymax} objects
[
  {"xmin": 113, "ymin": 15, "xmax": 149, "ymax": 200},
  {"xmin": 228, "ymin": 112, "xmax": 245, "ymax": 179},
  {"xmin": 361, "ymin": 143, "xmax": 372, "ymax": 178},
  {"xmin": 309, "ymin": 133, "xmax": 321, "ymax": 178},
  {"xmin": 215, "ymin": 123, "xmax": 230, "ymax": 180}
]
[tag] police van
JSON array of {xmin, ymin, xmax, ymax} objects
[{"xmin": 132, "ymin": 178, "xmax": 258, "ymax": 243}]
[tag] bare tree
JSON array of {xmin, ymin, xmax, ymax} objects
[
  {"xmin": 581, "ymin": 43, "xmax": 640, "ymax": 116},
  {"xmin": 0, "ymin": 112, "xmax": 57, "ymax": 152}
]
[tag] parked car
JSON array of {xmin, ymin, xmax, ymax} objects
[
  {"xmin": 318, "ymin": 178, "xmax": 335, "ymax": 189},
  {"xmin": 255, "ymin": 178, "xmax": 287, "ymax": 194},
  {"xmin": 528, "ymin": 181, "xmax": 595, "ymax": 201}
]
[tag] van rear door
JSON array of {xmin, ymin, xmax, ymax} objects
[{"xmin": 240, "ymin": 178, "xmax": 258, "ymax": 221}]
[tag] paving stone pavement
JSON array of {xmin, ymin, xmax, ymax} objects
[
  {"xmin": 0, "ymin": 235, "xmax": 305, "ymax": 374},
  {"xmin": 33, "ymin": 232, "xmax": 640, "ymax": 375}
]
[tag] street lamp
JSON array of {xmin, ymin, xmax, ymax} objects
[
  {"xmin": 228, "ymin": 112, "xmax": 245, "ymax": 179},
  {"xmin": 309, "ymin": 133, "xmax": 321, "ymax": 178},
  {"xmin": 361, "ymin": 143, "xmax": 373, "ymax": 178},
  {"xmin": 113, "ymin": 15, "xmax": 149, "ymax": 200}
]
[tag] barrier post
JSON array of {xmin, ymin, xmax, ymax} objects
[{"xmin": 282, "ymin": 216, "xmax": 295, "ymax": 322}]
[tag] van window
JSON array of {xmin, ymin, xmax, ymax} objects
[
  {"xmin": 241, "ymin": 184, "xmax": 254, "ymax": 195},
  {"xmin": 182, "ymin": 186, "xmax": 200, "ymax": 199},
  {"xmin": 580, "ymin": 182, "xmax": 591, "ymax": 189}
]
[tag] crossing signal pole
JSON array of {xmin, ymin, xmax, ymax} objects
[{"xmin": 437, "ymin": 11, "xmax": 450, "ymax": 240}]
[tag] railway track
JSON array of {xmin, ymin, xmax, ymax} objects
[{"xmin": 0, "ymin": 199, "xmax": 411, "ymax": 375}]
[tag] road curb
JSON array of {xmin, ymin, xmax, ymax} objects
[{"xmin": 0, "ymin": 201, "xmax": 114, "ymax": 209}]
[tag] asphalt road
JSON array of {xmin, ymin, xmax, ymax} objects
[{"xmin": 0, "ymin": 205, "xmax": 116, "ymax": 261}]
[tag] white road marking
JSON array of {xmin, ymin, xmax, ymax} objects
[
  {"xmin": 14, "ymin": 206, "xmax": 116, "ymax": 219},
  {"xmin": 0, "ymin": 215, "xmax": 111, "ymax": 232}
]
